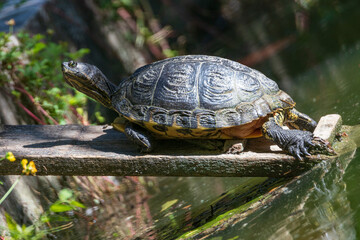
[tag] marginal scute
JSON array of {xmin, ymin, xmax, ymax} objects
[
  {"xmin": 236, "ymin": 103, "xmax": 258, "ymax": 125},
  {"xmin": 114, "ymin": 98, "xmax": 132, "ymax": 118},
  {"xmin": 149, "ymin": 107, "xmax": 169, "ymax": 125},
  {"xmin": 131, "ymin": 105, "xmax": 149, "ymax": 122},
  {"xmin": 252, "ymin": 98, "xmax": 272, "ymax": 118},
  {"xmin": 216, "ymin": 109, "xmax": 241, "ymax": 127},
  {"xmin": 170, "ymin": 110, "xmax": 193, "ymax": 128},
  {"xmin": 176, "ymin": 128, "xmax": 193, "ymax": 136},
  {"xmin": 196, "ymin": 110, "xmax": 216, "ymax": 128}
]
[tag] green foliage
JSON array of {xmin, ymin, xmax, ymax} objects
[
  {"xmin": 0, "ymin": 31, "xmax": 91, "ymax": 125},
  {"xmin": 161, "ymin": 199, "xmax": 178, "ymax": 212},
  {"xmin": 50, "ymin": 188, "xmax": 86, "ymax": 213},
  {"xmin": 5, "ymin": 213, "xmax": 45, "ymax": 240},
  {"xmin": 95, "ymin": 111, "xmax": 105, "ymax": 123},
  {"xmin": 2, "ymin": 188, "xmax": 86, "ymax": 239}
]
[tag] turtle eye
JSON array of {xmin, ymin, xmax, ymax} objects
[{"xmin": 68, "ymin": 61, "xmax": 77, "ymax": 68}]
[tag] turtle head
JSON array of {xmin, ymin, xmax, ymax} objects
[{"xmin": 62, "ymin": 61, "xmax": 116, "ymax": 109}]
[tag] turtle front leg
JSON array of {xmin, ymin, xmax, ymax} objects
[
  {"xmin": 285, "ymin": 108, "xmax": 317, "ymax": 132},
  {"xmin": 262, "ymin": 111, "xmax": 314, "ymax": 160},
  {"xmin": 124, "ymin": 122, "xmax": 155, "ymax": 153}
]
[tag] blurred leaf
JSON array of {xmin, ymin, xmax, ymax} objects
[
  {"xmin": 32, "ymin": 42, "xmax": 46, "ymax": 54},
  {"xmin": 163, "ymin": 49, "xmax": 179, "ymax": 58},
  {"xmin": 50, "ymin": 202, "xmax": 74, "ymax": 213},
  {"xmin": 66, "ymin": 48, "xmax": 90, "ymax": 60},
  {"xmin": 95, "ymin": 111, "xmax": 105, "ymax": 123},
  {"xmin": 5, "ymin": 212, "xmax": 20, "ymax": 233},
  {"xmin": 70, "ymin": 200, "xmax": 86, "ymax": 209},
  {"xmin": 5, "ymin": 212, "xmax": 23, "ymax": 239},
  {"xmin": 41, "ymin": 213, "xmax": 71, "ymax": 223},
  {"xmin": 68, "ymin": 92, "xmax": 87, "ymax": 106},
  {"xmin": 40, "ymin": 213, "xmax": 50, "ymax": 223},
  {"xmin": 11, "ymin": 90, "xmax": 21, "ymax": 98},
  {"xmin": 22, "ymin": 224, "xmax": 35, "ymax": 236},
  {"xmin": 58, "ymin": 188, "xmax": 73, "ymax": 202},
  {"xmin": 161, "ymin": 199, "xmax": 178, "ymax": 212}
]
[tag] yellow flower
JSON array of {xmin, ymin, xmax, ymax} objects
[
  {"xmin": 21, "ymin": 159, "xmax": 28, "ymax": 170},
  {"xmin": 21, "ymin": 159, "xmax": 37, "ymax": 176},
  {"xmin": 5, "ymin": 19, "xmax": 15, "ymax": 26},
  {"xmin": 28, "ymin": 161, "xmax": 37, "ymax": 176},
  {"xmin": 6, "ymin": 152, "xmax": 16, "ymax": 162}
]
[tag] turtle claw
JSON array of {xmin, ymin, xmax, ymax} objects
[
  {"xmin": 286, "ymin": 137, "xmax": 311, "ymax": 160},
  {"xmin": 288, "ymin": 146, "xmax": 303, "ymax": 160}
]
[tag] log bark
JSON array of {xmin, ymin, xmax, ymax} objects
[{"xmin": 0, "ymin": 114, "xmax": 344, "ymax": 177}]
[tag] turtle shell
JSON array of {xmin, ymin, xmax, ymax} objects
[{"xmin": 111, "ymin": 55, "xmax": 294, "ymax": 138}]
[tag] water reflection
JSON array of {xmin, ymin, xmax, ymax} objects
[{"xmin": 199, "ymin": 151, "xmax": 357, "ymax": 240}]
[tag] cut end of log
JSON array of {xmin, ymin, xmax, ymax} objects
[{"xmin": 313, "ymin": 114, "xmax": 342, "ymax": 143}]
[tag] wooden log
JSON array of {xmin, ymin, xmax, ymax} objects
[{"xmin": 0, "ymin": 114, "xmax": 345, "ymax": 177}]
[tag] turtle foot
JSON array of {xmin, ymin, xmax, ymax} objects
[
  {"xmin": 124, "ymin": 123, "xmax": 155, "ymax": 153},
  {"xmin": 280, "ymin": 131, "xmax": 336, "ymax": 160},
  {"xmin": 281, "ymin": 130, "xmax": 315, "ymax": 160}
]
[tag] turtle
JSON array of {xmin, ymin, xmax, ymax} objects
[{"xmin": 62, "ymin": 55, "xmax": 331, "ymax": 159}]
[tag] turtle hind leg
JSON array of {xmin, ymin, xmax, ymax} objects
[{"xmin": 124, "ymin": 122, "xmax": 155, "ymax": 153}]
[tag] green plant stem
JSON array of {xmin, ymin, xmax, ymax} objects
[{"xmin": 0, "ymin": 176, "xmax": 21, "ymax": 205}]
